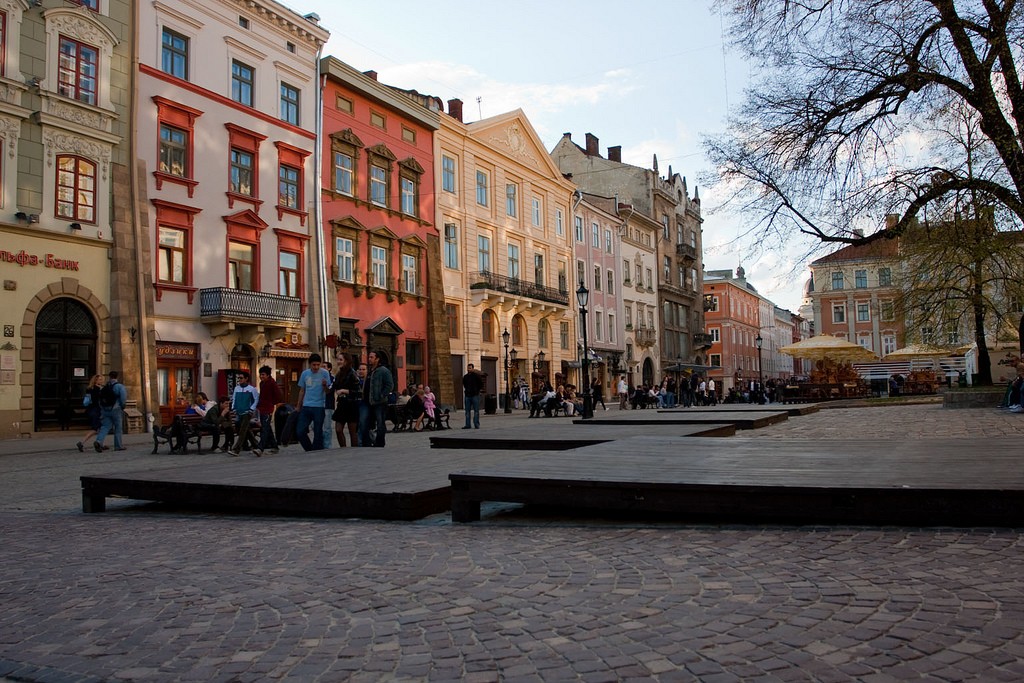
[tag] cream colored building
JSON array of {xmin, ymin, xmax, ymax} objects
[
  {"xmin": 138, "ymin": 0, "xmax": 328, "ymax": 422},
  {"xmin": 436, "ymin": 103, "xmax": 576, "ymax": 405},
  {"xmin": 616, "ymin": 205, "xmax": 661, "ymax": 388}
]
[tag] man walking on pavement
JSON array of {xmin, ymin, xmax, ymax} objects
[
  {"xmin": 363, "ymin": 350, "xmax": 394, "ymax": 447},
  {"xmin": 462, "ymin": 363, "xmax": 483, "ymax": 429},
  {"xmin": 296, "ymin": 353, "xmax": 333, "ymax": 451},
  {"xmin": 94, "ymin": 371, "xmax": 128, "ymax": 452}
]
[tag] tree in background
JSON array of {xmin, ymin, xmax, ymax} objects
[{"xmin": 706, "ymin": 1, "xmax": 1024, "ymax": 246}]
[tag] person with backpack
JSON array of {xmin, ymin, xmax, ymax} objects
[
  {"xmin": 76, "ymin": 373, "xmax": 104, "ymax": 452},
  {"xmin": 94, "ymin": 371, "xmax": 128, "ymax": 452}
]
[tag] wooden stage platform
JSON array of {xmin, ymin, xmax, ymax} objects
[
  {"xmin": 79, "ymin": 405, "xmax": 1024, "ymax": 527},
  {"xmin": 428, "ymin": 422, "xmax": 736, "ymax": 450},
  {"xmin": 573, "ymin": 410, "xmax": 790, "ymax": 430}
]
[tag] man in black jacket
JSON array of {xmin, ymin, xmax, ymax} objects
[{"xmin": 462, "ymin": 363, "xmax": 483, "ymax": 429}]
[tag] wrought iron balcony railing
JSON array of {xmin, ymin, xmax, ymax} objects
[
  {"xmin": 470, "ymin": 271, "xmax": 569, "ymax": 306},
  {"xmin": 693, "ymin": 332, "xmax": 714, "ymax": 347},
  {"xmin": 200, "ymin": 287, "xmax": 302, "ymax": 324}
]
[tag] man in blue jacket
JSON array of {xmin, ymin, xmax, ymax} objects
[{"xmin": 94, "ymin": 371, "xmax": 128, "ymax": 452}]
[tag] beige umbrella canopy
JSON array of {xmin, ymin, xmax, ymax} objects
[
  {"xmin": 779, "ymin": 334, "xmax": 879, "ymax": 362},
  {"xmin": 883, "ymin": 343, "xmax": 951, "ymax": 360}
]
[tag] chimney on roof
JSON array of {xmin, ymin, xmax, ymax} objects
[
  {"xmin": 585, "ymin": 133, "xmax": 600, "ymax": 157},
  {"xmin": 608, "ymin": 146, "xmax": 621, "ymax": 162},
  {"xmin": 363, "ymin": 70, "xmax": 378, "ymax": 81},
  {"xmin": 448, "ymin": 98, "xmax": 463, "ymax": 123}
]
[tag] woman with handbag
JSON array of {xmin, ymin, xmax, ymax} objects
[
  {"xmin": 331, "ymin": 353, "xmax": 361, "ymax": 447},
  {"xmin": 76, "ymin": 374, "xmax": 104, "ymax": 452}
]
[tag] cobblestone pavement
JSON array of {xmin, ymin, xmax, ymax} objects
[{"xmin": 3, "ymin": 404, "xmax": 1024, "ymax": 681}]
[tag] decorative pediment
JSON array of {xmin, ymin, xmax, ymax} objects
[
  {"xmin": 399, "ymin": 234, "xmax": 427, "ymax": 248},
  {"xmin": 223, "ymin": 208, "xmax": 269, "ymax": 231},
  {"xmin": 398, "ymin": 157, "xmax": 425, "ymax": 174},
  {"xmin": 330, "ymin": 215, "xmax": 368, "ymax": 232},
  {"xmin": 330, "ymin": 128, "xmax": 364, "ymax": 148},
  {"xmin": 471, "ymin": 111, "xmax": 565, "ymax": 178},
  {"xmin": 365, "ymin": 143, "xmax": 396, "ymax": 161},
  {"xmin": 367, "ymin": 225, "xmax": 400, "ymax": 241},
  {"xmin": 366, "ymin": 315, "xmax": 404, "ymax": 336}
]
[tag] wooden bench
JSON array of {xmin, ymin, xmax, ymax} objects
[{"xmin": 152, "ymin": 413, "xmax": 210, "ymax": 454}]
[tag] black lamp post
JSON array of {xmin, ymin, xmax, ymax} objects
[
  {"xmin": 755, "ymin": 332, "xmax": 764, "ymax": 403},
  {"xmin": 509, "ymin": 347, "xmax": 518, "ymax": 408},
  {"xmin": 502, "ymin": 328, "xmax": 512, "ymax": 414},
  {"xmin": 576, "ymin": 281, "xmax": 593, "ymax": 419}
]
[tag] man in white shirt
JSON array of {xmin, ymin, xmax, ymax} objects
[
  {"xmin": 617, "ymin": 376, "xmax": 628, "ymax": 410},
  {"xmin": 708, "ymin": 378, "xmax": 717, "ymax": 405}
]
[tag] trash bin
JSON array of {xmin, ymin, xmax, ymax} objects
[{"xmin": 484, "ymin": 393, "xmax": 497, "ymax": 415}]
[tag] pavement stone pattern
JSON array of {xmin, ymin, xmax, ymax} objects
[{"xmin": 2, "ymin": 402, "xmax": 1024, "ymax": 681}]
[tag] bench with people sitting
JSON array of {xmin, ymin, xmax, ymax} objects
[
  {"xmin": 153, "ymin": 413, "xmax": 211, "ymax": 454},
  {"xmin": 630, "ymin": 386, "xmax": 658, "ymax": 409}
]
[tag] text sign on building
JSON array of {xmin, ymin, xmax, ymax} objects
[{"xmin": 0, "ymin": 250, "xmax": 80, "ymax": 271}]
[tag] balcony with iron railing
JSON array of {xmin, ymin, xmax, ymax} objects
[
  {"xmin": 200, "ymin": 287, "xmax": 302, "ymax": 326},
  {"xmin": 635, "ymin": 327, "xmax": 657, "ymax": 347},
  {"xmin": 470, "ymin": 271, "xmax": 569, "ymax": 306},
  {"xmin": 693, "ymin": 332, "xmax": 714, "ymax": 348}
]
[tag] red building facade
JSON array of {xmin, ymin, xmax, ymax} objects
[{"xmin": 320, "ymin": 58, "xmax": 439, "ymax": 388}]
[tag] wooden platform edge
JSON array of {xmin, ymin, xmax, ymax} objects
[
  {"xmin": 448, "ymin": 475, "xmax": 1024, "ymax": 526},
  {"xmin": 81, "ymin": 475, "xmax": 450, "ymax": 521}
]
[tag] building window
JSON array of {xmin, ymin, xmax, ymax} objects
[
  {"xmin": 511, "ymin": 316, "xmax": 524, "ymax": 347},
  {"xmin": 592, "ymin": 223, "xmax": 600, "ymax": 249},
  {"xmin": 575, "ymin": 216, "xmax": 584, "ymax": 243},
  {"xmin": 882, "ymin": 335, "xmax": 897, "ymax": 355},
  {"xmin": 560, "ymin": 321, "xmax": 569, "ymax": 350},
  {"xmin": 446, "ymin": 303, "xmax": 459, "ymax": 339},
  {"xmin": 645, "ymin": 268, "xmax": 652, "ymax": 289},
  {"xmin": 605, "ymin": 229, "xmax": 613, "ymax": 253},
  {"xmin": 507, "ymin": 243, "xmax": 520, "ymax": 280},
  {"xmin": 506, "ymin": 183, "xmax": 517, "ymax": 217},
  {"xmin": 855, "ymin": 269, "xmax": 868, "ymax": 288},
  {"xmin": 157, "ymin": 226, "xmax": 187, "ymax": 284},
  {"xmin": 402, "ymin": 126, "xmax": 416, "ymax": 144},
  {"xmin": 538, "ymin": 319, "xmax": 549, "ymax": 348},
  {"xmin": 370, "ymin": 163, "xmax": 387, "ymax": 206},
  {"xmin": 231, "ymin": 60, "xmax": 254, "ymax": 107},
  {"xmin": 371, "ymin": 245, "xmax": 387, "ymax": 288},
  {"xmin": 228, "ymin": 241, "xmax": 256, "ymax": 291},
  {"xmin": 278, "ymin": 165, "xmax": 299, "ymax": 209},
  {"xmin": 663, "ymin": 256, "xmax": 671, "ymax": 282},
  {"xmin": 230, "ymin": 149, "xmax": 254, "ymax": 196},
  {"xmin": 832, "ymin": 272, "xmax": 844, "ymax": 290},
  {"xmin": 577, "ymin": 260, "xmax": 586, "ymax": 288},
  {"xmin": 476, "ymin": 170, "xmax": 489, "ymax": 206},
  {"xmin": 335, "ymin": 237, "xmax": 353, "ymax": 282},
  {"xmin": 879, "ymin": 267, "xmax": 892, "ymax": 287},
  {"xmin": 58, "ymin": 36, "xmax": 98, "ymax": 105},
  {"xmin": 482, "ymin": 310, "xmax": 495, "ymax": 343},
  {"xmin": 607, "ymin": 270, "xmax": 614, "ymax": 294},
  {"xmin": 857, "ymin": 302, "xmax": 870, "ymax": 322},
  {"xmin": 334, "ymin": 150, "xmax": 353, "ymax": 195},
  {"xmin": 709, "ymin": 296, "xmax": 719, "ymax": 312},
  {"xmin": 625, "ymin": 305, "xmax": 632, "ymax": 327},
  {"xmin": 159, "ymin": 124, "xmax": 188, "ymax": 177},
  {"xmin": 280, "ymin": 83, "xmax": 299, "ymax": 125},
  {"xmin": 370, "ymin": 111, "xmax": 386, "ymax": 129},
  {"xmin": 478, "ymin": 234, "xmax": 491, "ymax": 272},
  {"xmin": 444, "ymin": 223, "xmax": 458, "ymax": 269},
  {"xmin": 558, "ymin": 261, "xmax": 568, "ymax": 293},
  {"xmin": 556, "ymin": 208, "xmax": 564, "ymax": 236},
  {"xmin": 402, "ymin": 253, "xmax": 417, "ymax": 293},
  {"xmin": 161, "ymin": 28, "xmax": 188, "ymax": 79},
  {"xmin": 661, "ymin": 214, "xmax": 670, "ymax": 240},
  {"xmin": 880, "ymin": 300, "xmax": 895, "ymax": 321},
  {"xmin": 711, "ymin": 354, "xmax": 721, "ymax": 367},
  {"xmin": 832, "ymin": 303, "xmax": 846, "ymax": 323},
  {"xmin": 406, "ymin": 341, "xmax": 424, "ymax": 386},
  {"xmin": 279, "ymin": 251, "xmax": 299, "ymax": 297},
  {"xmin": 56, "ymin": 156, "xmax": 96, "ymax": 222},
  {"xmin": 442, "ymin": 155, "xmax": 456, "ymax": 193},
  {"xmin": 336, "ymin": 95, "xmax": 353, "ymax": 113},
  {"xmin": 609, "ymin": 314, "xmax": 615, "ymax": 343},
  {"xmin": 596, "ymin": 313, "xmax": 602, "ymax": 341},
  {"xmin": 593, "ymin": 264, "xmax": 601, "ymax": 291},
  {"xmin": 73, "ymin": 0, "xmax": 99, "ymax": 10},
  {"xmin": 532, "ymin": 198, "xmax": 542, "ymax": 227},
  {"xmin": 400, "ymin": 176, "xmax": 416, "ymax": 215},
  {"xmin": 710, "ymin": 328, "xmax": 720, "ymax": 342},
  {"xmin": 534, "ymin": 253, "xmax": 544, "ymax": 286}
]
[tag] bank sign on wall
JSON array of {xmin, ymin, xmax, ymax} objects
[{"xmin": 0, "ymin": 249, "xmax": 80, "ymax": 271}]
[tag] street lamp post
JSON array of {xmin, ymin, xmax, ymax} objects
[
  {"xmin": 509, "ymin": 347, "xmax": 518, "ymax": 409},
  {"xmin": 755, "ymin": 332, "xmax": 764, "ymax": 404},
  {"xmin": 576, "ymin": 281, "xmax": 593, "ymax": 419},
  {"xmin": 502, "ymin": 328, "xmax": 512, "ymax": 414}
]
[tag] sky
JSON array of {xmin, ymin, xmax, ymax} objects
[{"xmin": 287, "ymin": 0, "xmax": 811, "ymax": 312}]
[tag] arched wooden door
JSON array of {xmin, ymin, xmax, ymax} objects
[{"xmin": 35, "ymin": 298, "xmax": 97, "ymax": 431}]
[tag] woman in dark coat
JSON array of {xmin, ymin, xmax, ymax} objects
[
  {"xmin": 331, "ymin": 353, "xmax": 361, "ymax": 447},
  {"xmin": 76, "ymin": 374, "xmax": 104, "ymax": 452}
]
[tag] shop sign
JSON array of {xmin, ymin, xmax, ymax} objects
[
  {"xmin": 0, "ymin": 249, "xmax": 79, "ymax": 271},
  {"xmin": 156, "ymin": 342, "xmax": 199, "ymax": 360}
]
